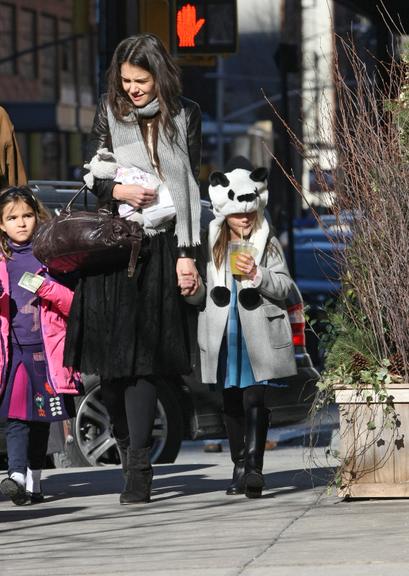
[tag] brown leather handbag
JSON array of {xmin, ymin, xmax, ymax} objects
[{"xmin": 32, "ymin": 185, "xmax": 143, "ymax": 277}]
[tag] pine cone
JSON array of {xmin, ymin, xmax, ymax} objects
[
  {"xmin": 350, "ymin": 352, "xmax": 370, "ymax": 375},
  {"xmin": 389, "ymin": 352, "xmax": 406, "ymax": 376}
]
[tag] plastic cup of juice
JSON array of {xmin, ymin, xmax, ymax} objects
[{"xmin": 228, "ymin": 240, "xmax": 258, "ymax": 275}]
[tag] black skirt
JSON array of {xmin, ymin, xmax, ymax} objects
[{"xmin": 64, "ymin": 227, "xmax": 195, "ymax": 380}]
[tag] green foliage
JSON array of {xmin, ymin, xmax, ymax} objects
[{"xmin": 318, "ymin": 294, "xmax": 378, "ymax": 377}]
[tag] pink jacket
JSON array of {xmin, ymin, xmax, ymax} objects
[{"xmin": 0, "ymin": 258, "xmax": 81, "ymax": 398}]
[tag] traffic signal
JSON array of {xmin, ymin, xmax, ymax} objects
[{"xmin": 175, "ymin": 0, "xmax": 237, "ymax": 54}]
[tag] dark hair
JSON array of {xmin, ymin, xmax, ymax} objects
[
  {"xmin": 107, "ymin": 34, "xmax": 182, "ymax": 141},
  {"xmin": 0, "ymin": 186, "xmax": 50, "ymax": 259}
]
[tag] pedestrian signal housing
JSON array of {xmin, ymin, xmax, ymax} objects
[{"xmin": 175, "ymin": 0, "xmax": 237, "ymax": 54}]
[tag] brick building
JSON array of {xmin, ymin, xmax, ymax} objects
[{"xmin": 0, "ymin": 0, "xmax": 97, "ymax": 179}]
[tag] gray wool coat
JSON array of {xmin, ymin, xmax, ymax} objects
[{"xmin": 190, "ymin": 232, "xmax": 298, "ymax": 385}]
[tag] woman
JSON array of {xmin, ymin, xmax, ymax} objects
[{"xmin": 64, "ymin": 34, "xmax": 202, "ymax": 505}]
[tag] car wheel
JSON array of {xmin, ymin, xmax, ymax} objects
[{"xmin": 65, "ymin": 379, "xmax": 184, "ymax": 467}]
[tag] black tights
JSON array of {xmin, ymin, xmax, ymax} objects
[
  {"xmin": 100, "ymin": 377, "xmax": 157, "ymax": 450},
  {"xmin": 223, "ymin": 385, "xmax": 268, "ymax": 418}
]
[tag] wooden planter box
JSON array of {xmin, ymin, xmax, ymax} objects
[{"xmin": 335, "ymin": 383, "xmax": 409, "ymax": 498}]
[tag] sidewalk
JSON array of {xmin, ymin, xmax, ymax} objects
[{"xmin": 1, "ymin": 442, "xmax": 409, "ymax": 576}]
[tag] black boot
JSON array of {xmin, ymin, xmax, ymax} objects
[
  {"xmin": 224, "ymin": 414, "xmax": 245, "ymax": 495},
  {"xmin": 119, "ymin": 447, "xmax": 153, "ymax": 505},
  {"xmin": 244, "ymin": 407, "xmax": 270, "ymax": 498},
  {"xmin": 226, "ymin": 449, "xmax": 246, "ymax": 495},
  {"xmin": 115, "ymin": 435, "xmax": 130, "ymax": 477}
]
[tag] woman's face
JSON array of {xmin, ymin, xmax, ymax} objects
[
  {"xmin": 120, "ymin": 62, "xmax": 156, "ymax": 108},
  {"xmin": 226, "ymin": 212, "xmax": 258, "ymax": 240}
]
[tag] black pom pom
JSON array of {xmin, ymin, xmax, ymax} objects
[
  {"xmin": 238, "ymin": 288, "xmax": 261, "ymax": 310},
  {"xmin": 210, "ymin": 286, "xmax": 231, "ymax": 307}
]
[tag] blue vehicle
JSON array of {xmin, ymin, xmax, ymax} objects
[{"xmin": 282, "ymin": 213, "xmax": 353, "ymax": 304}]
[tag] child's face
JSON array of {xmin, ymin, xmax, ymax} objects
[
  {"xmin": 0, "ymin": 199, "xmax": 37, "ymax": 245},
  {"xmin": 226, "ymin": 211, "xmax": 258, "ymax": 239}
]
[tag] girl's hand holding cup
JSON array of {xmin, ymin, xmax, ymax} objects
[
  {"xmin": 235, "ymin": 252, "xmax": 257, "ymax": 280},
  {"xmin": 228, "ymin": 240, "xmax": 258, "ymax": 279}
]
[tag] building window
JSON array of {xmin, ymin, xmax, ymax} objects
[
  {"xmin": 40, "ymin": 14, "xmax": 58, "ymax": 100},
  {"xmin": 0, "ymin": 3, "xmax": 17, "ymax": 75},
  {"xmin": 60, "ymin": 19, "xmax": 73, "ymax": 74},
  {"xmin": 20, "ymin": 9, "xmax": 38, "ymax": 80}
]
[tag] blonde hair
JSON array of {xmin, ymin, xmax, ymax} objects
[{"xmin": 0, "ymin": 186, "xmax": 50, "ymax": 259}]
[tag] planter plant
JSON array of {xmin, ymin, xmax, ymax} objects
[{"xmin": 272, "ymin": 37, "xmax": 409, "ymax": 497}]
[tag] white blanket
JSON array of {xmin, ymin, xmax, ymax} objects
[{"xmin": 114, "ymin": 166, "xmax": 176, "ymax": 228}]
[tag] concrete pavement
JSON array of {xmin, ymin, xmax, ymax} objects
[{"xmin": 1, "ymin": 442, "xmax": 409, "ymax": 576}]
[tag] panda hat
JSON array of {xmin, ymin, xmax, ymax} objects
[
  {"xmin": 207, "ymin": 157, "xmax": 271, "ymax": 307},
  {"xmin": 208, "ymin": 156, "xmax": 268, "ymax": 221}
]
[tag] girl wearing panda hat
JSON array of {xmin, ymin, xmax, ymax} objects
[{"xmin": 185, "ymin": 157, "xmax": 297, "ymax": 498}]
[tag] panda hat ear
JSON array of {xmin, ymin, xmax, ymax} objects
[
  {"xmin": 224, "ymin": 155, "xmax": 254, "ymax": 172},
  {"xmin": 250, "ymin": 167, "xmax": 268, "ymax": 182},
  {"xmin": 209, "ymin": 171, "xmax": 230, "ymax": 187}
]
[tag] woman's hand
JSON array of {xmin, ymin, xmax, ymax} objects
[
  {"xmin": 113, "ymin": 184, "xmax": 157, "ymax": 209},
  {"xmin": 235, "ymin": 252, "xmax": 258, "ymax": 280},
  {"xmin": 176, "ymin": 258, "xmax": 200, "ymax": 296},
  {"xmin": 178, "ymin": 274, "xmax": 199, "ymax": 296}
]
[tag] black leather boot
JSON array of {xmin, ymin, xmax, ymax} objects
[
  {"xmin": 119, "ymin": 447, "xmax": 153, "ymax": 505},
  {"xmin": 226, "ymin": 449, "xmax": 246, "ymax": 495},
  {"xmin": 244, "ymin": 407, "xmax": 270, "ymax": 498},
  {"xmin": 115, "ymin": 435, "xmax": 129, "ymax": 477},
  {"xmin": 224, "ymin": 414, "xmax": 245, "ymax": 495}
]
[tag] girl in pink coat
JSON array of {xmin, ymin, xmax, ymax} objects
[{"xmin": 0, "ymin": 186, "xmax": 80, "ymax": 506}]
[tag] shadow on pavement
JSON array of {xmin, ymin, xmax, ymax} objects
[
  {"xmin": 153, "ymin": 465, "xmax": 335, "ymax": 500},
  {"xmin": 0, "ymin": 464, "xmax": 336, "ymax": 509},
  {"xmin": 0, "ymin": 506, "xmax": 86, "ymax": 524}
]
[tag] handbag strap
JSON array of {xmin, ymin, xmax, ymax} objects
[
  {"xmin": 64, "ymin": 184, "xmax": 91, "ymax": 213},
  {"xmin": 128, "ymin": 241, "xmax": 140, "ymax": 278}
]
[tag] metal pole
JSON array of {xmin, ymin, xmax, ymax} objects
[
  {"xmin": 279, "ymin": 45, "xmax": 296, "ymax": 277},
  {"xmin": 216, "ymin": 55, "xmax": 225, "ymax": 170}
]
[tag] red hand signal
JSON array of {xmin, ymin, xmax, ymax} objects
[{"xmin": 177, "ymin": 4, "xmax": 206, "ymax": 48}]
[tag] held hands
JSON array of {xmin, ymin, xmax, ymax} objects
[
  {"xmin": 177, "ymin": 258, "xmax": 200, "ymax": 296},
  {"xmin": 113, "ymin": 184, "xmax": 157, "ymax": 209},
  {"xmin": 235, "ymin": 252, "xmax": 258, "ymax": 280}
]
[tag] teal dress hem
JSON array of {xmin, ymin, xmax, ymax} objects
[{"xmin": 219, "ymin": 280, "xmax": 288, "ymax": 390}]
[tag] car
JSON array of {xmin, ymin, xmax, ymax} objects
[
  {"xmin": 282, "ymin": 213, "xmax": 354, "ymax": 369},
  {"xmin": 283, "ymin": 212, "xmax": 353, "ymax": 305},
  {"xmin": 0, "ymin": 181, "xmax": 320, "ymax": 468}
]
